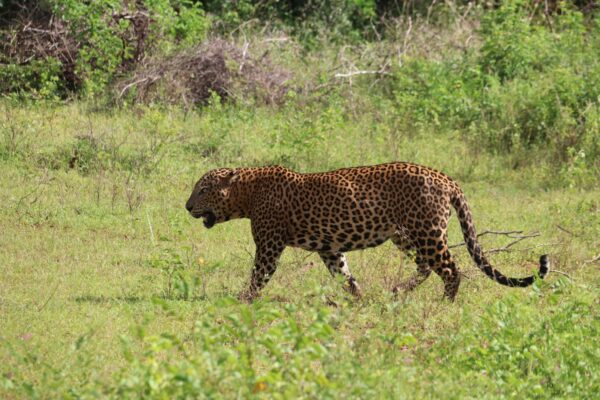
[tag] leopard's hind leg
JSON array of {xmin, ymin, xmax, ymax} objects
[{"xmin": 390, "ymin": 231, "xmax": 432, "ymax": 294}]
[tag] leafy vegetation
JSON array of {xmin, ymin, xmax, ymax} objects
[
  {"xmin": 0, "ymin": 0, "xmax": 209, "ymax": 98},
  {"xmin": 1, "ymin": 0, "xmax": 600, "ymax": 398},
  {"xmin": 392, "ymin": 2, "xmax": 600, "ymax": 177}
]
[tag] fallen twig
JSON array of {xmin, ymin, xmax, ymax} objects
[
  {"xmin": 334, "ymin": 69, "xmax": 391, "ymax": 78},
  {"xmin": 239, "ymin": 41, "xmax": 249, "ymax": 72},
  {"xmin": 487, "ymin": 232, "xmax": 541, "ymax": 254},
  {"xmin": 474, "ymin": 229, "xmax": 524, "ymax": 237},
  {"xmin": 556, "ymin": 224, "xmax": 580, "ymax": 237},
  {"xmin": 549, "ymin": 269, "xmax": 573, "ymax": 280},
  {"xmin": 38, "ymin": 281, "xmax": 60, "ymax": 312},
  {"xmin": 449, "ymin": 230, "xmax": 543, "ymax": 254},
  {"xmin": 449, "ymin": 230, "xmax": 534, "ymax": 249},
  {"xmin": 118, "ymin": 75, "xmax": 160, "ymax": 98},
  {"xmin": 489, "ymin": 242, "xmax": 560, "ymax": 253},
  {"xmin": 582, "ymin": 253, "xmax": 600, "ymax": 267},
  {"xmin": 263, "ymin": 37, "xmax": 289, "ymax": 43},
  {"xmin": 459, "ymin": 270, "xmax": 474, "ymax": 280}
]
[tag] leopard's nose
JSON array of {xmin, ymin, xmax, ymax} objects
[{"xmin": 185, "ymin": 200, "xmax": 193, "ymax": 212}]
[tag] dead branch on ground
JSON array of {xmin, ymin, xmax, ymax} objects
[
  {"xmin": 581, "ymin": 253, "xmax": 600, "ymax": 267},
  {"xmin": 549, "ymin": 269, "xmax": 573, "ymax": 279},
  {"xmin": 334, "ymin": 69, "xmax": 391, "ymax": 78},
  {"xmin": 449, "ymin": 230, "xmax": 542, "ymax": 254},
  {"xmin": 556, "ymin": 224, "xmax": 580, "ymax": 237}
]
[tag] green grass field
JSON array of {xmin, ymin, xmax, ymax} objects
[{"xmin": 1, "ymin": 101, "xmax": 599, "ymax": 398}]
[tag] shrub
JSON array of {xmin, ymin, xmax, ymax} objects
[
  {"xmin": 114, "ymin": 301, "xmax": 339, "ymax": 398},
  {"xmin": 391, "ymin": 1, "xmax": 600, "ymax": 174},
  {"xmin": 392, "ymin": 56, "xmax": 482, "ymax": 128},
  {"xmin": 478, "ymin": 0, "xmax": 554, "ymax": 82},
  {"xmin": 147, "ymin": 247, "xmax": 206, "ymax": 300},
  {"xmin": 0, "ymin": 0, "xmax": 209, "ymax": 98},
  {"xmin": 438, "ymin": 283, "xmax": 600, "ymax": 398},
  {"xmin": 118, "ymin": 38, "xmax": 291, "ymax": 106},
  {"xmin": 204, "ymin": 0, "xmax": 378, "ymax": 44},
  {"xmin": 0, "ymin": 57, "xmax": 63, "ymax": 100}
]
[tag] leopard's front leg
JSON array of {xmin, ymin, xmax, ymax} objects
[{"xmin": 239, "ymin": 221, "xmax": 286, "ymax": 302}]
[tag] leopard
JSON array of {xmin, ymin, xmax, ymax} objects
[{"xmin": 185, "ymin": 162, "xmax": 549, "ymax": 302}]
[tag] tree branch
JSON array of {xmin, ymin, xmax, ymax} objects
[
  {"xmin": 334, "ymin": 70, "xmax": 391, "ymax": 78},
  {"xmin": 449, "ymin": 230, "xmax": 541, "ymax": 254},
  {"xmin": 118, "ymin": 75, "xmax": 160, "ymax": 98},
  {"xmin": 582, "ymin": 253, "xmax": 600, "ymax": 267},
  {"xmin": 487, "ymin": 232, "xmax": 541, "ymax": 254},
  {"xmin": 549, "ymin": 269, "xmax": 573, "ymax": 280},
  {"xmin": 556, "ymin": 224, "xmax": 580, "ymax": 237},
  {"xmin": 450, "ymin": 230, "xmax": 524, "ymax": 248}
]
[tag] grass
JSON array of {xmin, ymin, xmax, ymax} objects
[{"xmin": 1, "ymin": 100, "xmax": 599, "ymax": 398}]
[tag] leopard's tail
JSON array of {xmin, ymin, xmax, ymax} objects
[{"xmin": 450, "ymin": 190, "xmax": 548, "ymax": 287}]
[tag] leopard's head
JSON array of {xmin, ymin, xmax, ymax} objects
[{"xmin": 185, "ymin": 168, "xmax": 240, "ymax": 228}]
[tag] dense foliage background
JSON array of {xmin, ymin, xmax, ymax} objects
[{"xmin": 1, "ymin": 0, "xmax": 599, "ymax": 182}]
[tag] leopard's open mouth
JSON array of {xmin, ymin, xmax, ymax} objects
[
  {"xmin": 201, "ymin": 210, "xmax": 216, "ymax": 228},
  {"xmin": 190, "ymin": 209, "xmax": 217, "ymax": 228}
]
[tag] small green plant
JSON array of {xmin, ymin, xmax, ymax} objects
[{"xmin": 147, "ymin": 248, "xmax": 199, "ymax": 300}]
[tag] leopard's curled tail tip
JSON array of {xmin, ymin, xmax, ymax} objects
[{"xmin": 539, "ymin": 254, "xmax": 549, "ymax": 279}]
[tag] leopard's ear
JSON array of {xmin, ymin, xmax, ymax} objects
[{"xmin": 220, "ymin": 169, "xmax": 240, "ymax": 185}]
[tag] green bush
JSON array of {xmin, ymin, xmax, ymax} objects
[
  {"xmin": 147, "ymin": 247, "xmax": 206, "ymax": 300},
  {"xmin": 0, "ymin": 58, "xmax": 64, "ymax": 100},
  {"xmin": 56, "ymin": 0, "xmax": 209, "ymax": 97},
  {"xmin": 204, "ymin": 0, "xmax": 377, "ymax": 45},
  {"xmin": 479, "ymin": 0, "xmax": 554, "ymax": 82},
  {"xmin": 0, "ymin": 0, "xmax": 209, "ymax": 99},
  {"xmin": 115, "ymin": 301, "xmax": 339, "ymax": 398},
  {"xmin": 391, "ymin": 1, "xmax": 600, "ymax": 175},
  {"xmin": 439, "ymin": 282, "xmax": 600, "ymax": 398},
  {"xmin": 392, "ymin": 56, "xmax": 482, "ymax": 128}
]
